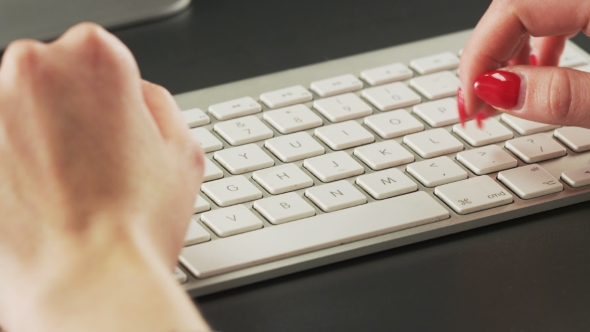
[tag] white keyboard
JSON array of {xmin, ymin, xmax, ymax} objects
[{"xmin": 172, "ymin": 30, "xmax": 590, "ymax": 296}]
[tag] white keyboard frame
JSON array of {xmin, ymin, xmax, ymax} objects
[{"xmin": 174, "ymin": 29, "xmax": 590, "ymax": 297}]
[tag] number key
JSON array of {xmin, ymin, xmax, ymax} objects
[{"xmin": 214, "ymin": 116, "xmax": 273, "ymax": 146}]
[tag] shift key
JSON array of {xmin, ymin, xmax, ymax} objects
[{"xmin": 434, "ymin": 176, "xmax": 513, "ymax": 214}]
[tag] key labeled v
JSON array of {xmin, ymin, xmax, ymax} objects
[{"xmin": 226, "ymin": 215, "xmax": 237, "ymax": 221}]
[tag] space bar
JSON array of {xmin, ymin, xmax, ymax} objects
[{"xmin": 180, "ymin": 191, "xmax": 449, "ymax": 278}]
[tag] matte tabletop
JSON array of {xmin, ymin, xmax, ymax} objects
[{"xmin": 112, "ymin": 0, "xmax": 590, "ymax": 330}]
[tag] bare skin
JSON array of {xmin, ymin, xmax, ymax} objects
[
  {"xmin": 0, "ymin": 23, "xmax": 210, "ymax": 331},
  {"xmin": 460, "ymin": 0, "xmax": 590, "ymax": 128}
]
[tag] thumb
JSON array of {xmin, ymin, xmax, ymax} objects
[{"xmin": 472, "ymin": 66, "xmax": 590, "ymax": 128}]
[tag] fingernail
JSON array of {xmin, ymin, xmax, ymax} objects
[
  {"xmin": 474, "ymin": 112, "xmax": 487, "ymax": 129},
  {"xmin": 457, "ymin": 87, "xmax": 466, "ymax": 127},
  {"xmin": 473, "ymin": 70, "xmax": 521, "ymax": 110},
  {"xmin": 529, "ymin": 54, "xmax": 538, "ymax": 66}
]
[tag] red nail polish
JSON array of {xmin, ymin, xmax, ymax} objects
[
  {"xmin": 530, "ymin": 54, "xmax": 538, "ymax": 66},
  {"xmin": 457, "ymin": 87, "xmax": 466, "ymax": 127},
  {"xmin": 473, "ymin": 70, "xmax": 521, "ymax": 109},
  {"xmin": 474, "ymin": 112, "xmax": 487, "ymax": 129}
]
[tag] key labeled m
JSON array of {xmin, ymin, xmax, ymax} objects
[{"xmin": 381, "ymin": 177, "xmax": 397, "ymax": 185}]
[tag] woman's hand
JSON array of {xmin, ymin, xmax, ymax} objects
[
  {"xmin": 0, "ymin": 23, "xmax": 209, "ymax": 331},
  {"xmin": 459, "ymin": 0, "xmax": 590, "ymax": 128}
]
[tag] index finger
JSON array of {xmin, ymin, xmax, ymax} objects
[{"xmin": 459, "ymin": 0, "xmax": 590, "ymax": 117}]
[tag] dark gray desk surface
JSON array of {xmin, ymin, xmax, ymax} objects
[{"xmin": 103, "ymin": 0, "xmax": 590, "ymax": 330}]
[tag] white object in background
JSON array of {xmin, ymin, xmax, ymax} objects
[
  {"xmin": 498, "ymin": 164, "xmax": 563, "ymax": 199},
  {"xmin": 505, "ymin": 133, "xmax": 566, "ymax": 163},
  {"xmin": 561, "ymin": 166, "xmax": 590, "ymax": 188},
  {"xmin": 361, "ymin": 62, "xmax": 413, "ymax": 86},
  {"xmin": 263, "ymin": 104, "xmax": 323, "ymax": 134},
  {"xmin": 313, "ymin": 93, "xmax": 372, "ymax": 122},
  {"xmin": 553, "ymin": 127, "xmax": 590, "ymax": 152},
  {"xmin": 214, "ymin": 116, "xmax": 273, "ymax": 146},
  {"xmin": 453, "ymin": 118, "xmax": 513, "ymax": 147},
  {"xmin": 260, "ymin": 85, "xmax": 313, "ymax": 109},
  {"xmin": 201, "ymin": 176, "xmax": 262, "ymax": 207},
  {"xmin": 314, "ymin": 121, "xmax": 374, "ymax": 150},
  {"xmin": 305, "ymin": 180, "xmax": 367, "ymax": 212},
  {"xmin": 208, "ymin": 97, "xmax": 261, "ymax": 121},
  {"xmin": 303, "ymin": 151, "xmax": 364, "ymax": 182},
  {"xmin": 409, "ymin": 51, "xmax": 460, "ymax": 74},
  {"xmin": 403, "ymin": 128, "xmax": 464, "ymax": 158},
  {"xmin": 406, "ymin": 156, "xmax": 468, "ymax": 187},
  {"xmin": 364, "ymin": 109, "xmax": 424, "ymax": 139},
  {"xmin": 182, "ymin": 108, "xmax": 210, "ymax": 127},
  {"xmin": 253, "ymin": 192, "xmax": 316, "ymax": 225},
  {"xmin": 409, "ymin": 71, "xmax": 460, "ymax": 100},
  {"xmin": 201, "ymin": 205, "xmax": 263, "ymax": 237},
  {"xmin": 434, "ymin": 176, "xmax": 513, "ymax": 214},
  {"xmin": 310, "ymin": 74, "xmax": 364, "ymax": 98},
  {"xmin": 412, "ymin": 97, "xmax": 459, "ymax": 127},
  {"xmin": 501, "ymin": 114, "xmax": 559, "ymax": 135},
  {"xmin": 362, "ymin": 82, "xmax": 422, "ymax": 111},
  {"xmin": 265, "ymin": 132, "xmax": 325, "ymax": 162}
]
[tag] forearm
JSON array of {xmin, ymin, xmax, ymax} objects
[{"xmin": 6, "ymin": 239, "xmax": 210, "ymax": 332}]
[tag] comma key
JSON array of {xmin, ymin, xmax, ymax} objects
[{"xmin": 434, "ymin": 176, "xmax": 514, "ymax": 214}]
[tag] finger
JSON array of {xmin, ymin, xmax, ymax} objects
[
  {"xmin": 141, "ymin": 81, "xmax": 186, "ymax": 141},
  {"xmin": 473, "ymin": 66, "xmax": 590, "ymax": 128},
  {"xmin": 533, "ymin": 35, "xmax": 568, "ymax": 66},
  {"xmin": 508, "ymin": 34, "xmax": 531, "ymax": 66},
  {"xmin": 459, "ymin": 0, "xmax": 590, "ymax": 118}
]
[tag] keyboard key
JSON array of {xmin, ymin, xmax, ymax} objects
[
  {"xmin": 263, "ymin": 104, "xmax": 323, "ymax": 134},
  {"xmin": 185, "ymin": 219, "xmax": 211, "ymax": 246},
  {"xmin": 412, "ymin": 97, "xmax": 459, "ymax": 127},
  {"xmin": 260, "ymin": 85, "xmax": 313, "ymax": 109},
  {"xmin": 313, "ymin": 93, "xmax": 372, "ymax": 122},
  {"xmin": 265, "ymin": 132, "xmax": 325, "ymax": 162},
  {"xmin": 559, "ymin": 45, "xmax": 588, "ymax": 67},
  {"xmin": 305, "ymin": 180, "xmax": 367, "ymax": 212},
  {"xmin": 406, "ymin": 156, "xmax": 468, "ymax": 187},
  {"xmin": 253, "ymin": 164, "xmax": 314, "ymax": 195},
  {"xmin": 180, "ymin": 191, "xmax": 449, "ymax": 278},
  {"xmin": 203, "ymin": 157, "xmax": 224, "ymax": 182},
  {"xmin": 214, "ymin": 116, "xmax": 273, "ymax": 146},
  {"xmin": 498, "ymin": 164, "xmax": 563, "ymax": 199},
  {"xmin": 453, "ymin": 118, "xmax": 514, "ymax": 147},
  {"xmin": 434, "ymin": 176, "xmax": 513, "ymax": 214},
  {"xmin": 356, "ymin": 168, "xmax": 417, "ymax": 199},
  {"xmin": 253, "ymin": 192, "xmax": 316, "ymax": 224},
  {"xmin": 456, "ymin": 145, "xmax": 517, "ymax": 175},
  {"xmin": 501, "ymin": 114, "xmax": 559, "ymax": 135},
  {"xmin": 403, "ymin": 128, "xmax": 464, "ymax": 158},
  {"xmin": 554, "ymin": 127, "xmax": 590, "ymax": 152},
  {"xmin": 190, "ymin": 127, "xmax": 223, "ymax": 153},
  {"xmin": 561, "ymin": 166, "xmax": 590, "ymax": 187},
  {"xmin": 182, "ymin": 108, "xmax": 210, "ymax": 127},
  {"xmin": 174, "ymin": 267, "xmax": 188, "ymax": 283},
  {"xmin": 201, "ymin": 205, "xmax": 263, "ymax": 237},
  {"xmin": 362, "ymin": 82, "xmax": 422, "ymax": 111},
  {"xmin": 193, "ymin": 194, "xmax": 211, "ymax": 214},
  {"xmin": 304, "ymin": 151, "xmax": 364, "ymax": 182},
  {"xmin": 364, "ymin": 109, "xmax": 424, "ymax": 139},
  {"xmin": 214, "ymin": 144, "xmax": 274, "ymax": 174},
  {"xmin": 574, "ymin": 64, "xmax": 590, "ymax": 72},
  {"xmin": 360, "ymin": 62, "xmax": 413, "ymax": 86},
  {"xmin": 353, "ymin": 140, "xmax": 414, "ymax": 170},
  {"xmin": 410, "ymin": 51, "xmax": 460, "ymax": 74},
  {"xmin": 310, "ymin": 74, "xmax": 363, "ymax": 98},
  {"xmin": 201, "ymin": 176, "xmax": 262, "ymax": 207},
  {"xmin": 208, "ymin": 96, "xmax": 261, "ymax": 121},
  {"xmin": 409, "ymin": 71, "xmax": 460, "ymax": 100},
  {"xmin": 314, "ymin": 121, "xmax": 374, "ymax": 150},
  {"xmin": 505, "ymin": 133, "xmax": 566, "ymax": 163}
]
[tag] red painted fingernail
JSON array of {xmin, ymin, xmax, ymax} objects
[
  {"xmin": 474, "ymin": 112, "xmax": 487, "ymax": 129},
  {"xmin": 530, "ymin": 54, "xmax": 538, "ymax": 66},
  {"xmin": 473, "ymin": 70, "xmax": 521, "ymax": 109},
  {"xmin": 457, "ymin": 87, "xmax": 466, "ymax": 127}
]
